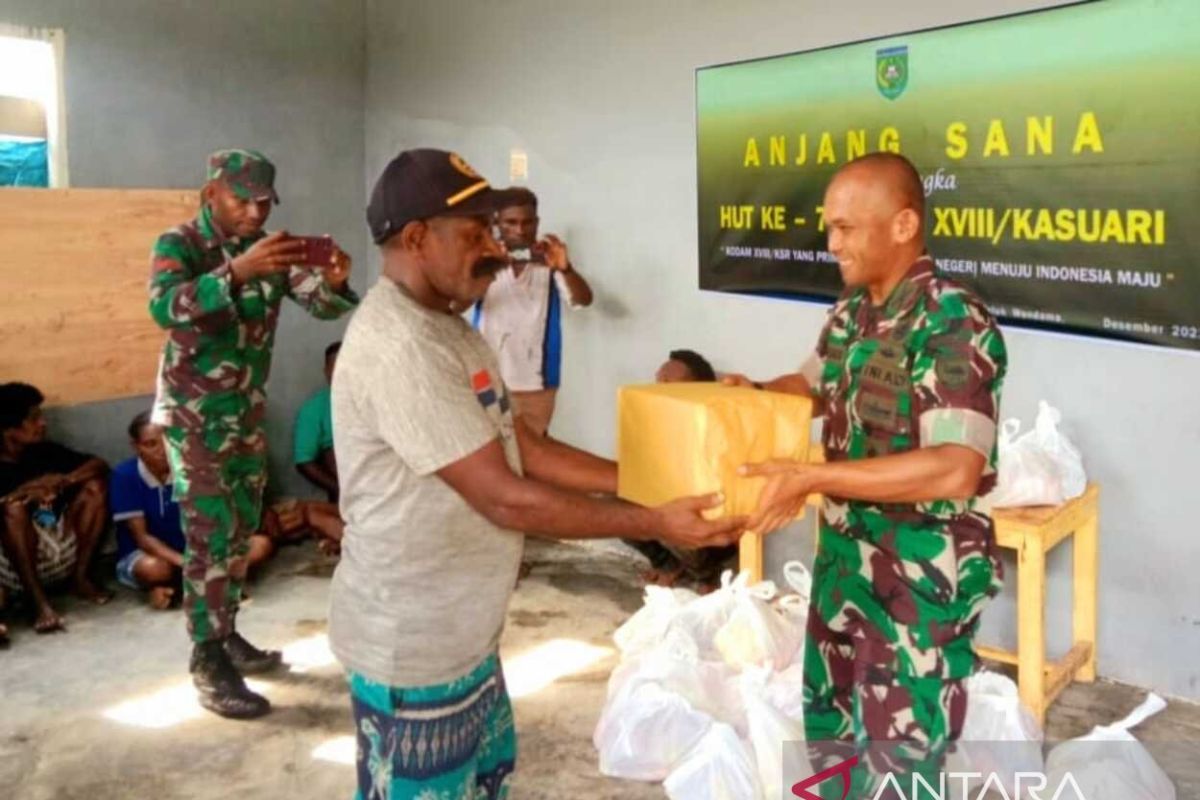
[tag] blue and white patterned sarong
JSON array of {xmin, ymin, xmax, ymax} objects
[{"xmin": 347, "ymin": 653, "xmax": 516, "ymax": 800}]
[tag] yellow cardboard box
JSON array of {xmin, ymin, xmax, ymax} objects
[{"xmin": 617, "ymin": 383, "xmax": 813, "ymax": 519}]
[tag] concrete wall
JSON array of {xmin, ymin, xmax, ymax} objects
[
  {"xmin": 1, "ymin": 0, "xmax": 366, "ymax": 498},
  {"xmin": 2, "ymin": 0, "xmax": 1193, "ymax": 699},
  {"xmin": 364, "ymin": 0, "xmax": 1200, "ymax": 698}
]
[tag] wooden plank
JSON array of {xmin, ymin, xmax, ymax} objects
[
  {"xmin": 992, "ymin": 484, "xmax": 1099, "ymax": 548},
  {"xmin": 1041, "ymin": 485, "xmax": 1098, "ymax": 550},
  {"xmin": 0, "ymin": 187, "xmax": 196, "ymax": 406},
  {"xmin": 977, "ymin": 644, "xmax": 1020, "ymax": 666},
  {"xmin": 1073, "ymin": 498, "xmax": 1100, "ymax": 681},
  {"xmin": 1017, "ymin": 536, "xmax": 1048, "ymax": 724},
  {"xmin": 981, "ymin": 646, "xmax": 1090, "ymax": 683},
  {"xmin": 1045, "ymin": 641, "xmax": 1094, "ymax": 706},
  {"xmin": 739, "ymin": 531, "xmax": 764, "ymax": 584}
]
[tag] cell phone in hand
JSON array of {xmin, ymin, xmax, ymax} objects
[
  {"xmin": 507, "ymin": 242, "xmax": 547, "ymax": 266},
  {"xmin": 293, "ymin": 235, "xmax": 336, "ymax": 267}
]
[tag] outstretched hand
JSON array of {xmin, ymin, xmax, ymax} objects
[{"xmin": 739, "ymin": 460, "xmax": 814, "ymax": 535}]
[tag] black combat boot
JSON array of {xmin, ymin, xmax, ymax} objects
[
  {"xmin": 190, "ymin": 640, "xmax": 271, "ymax": 719},
  {"xmin": 224, "ymin": 630, "xmax": 283, "ymax": 674}
]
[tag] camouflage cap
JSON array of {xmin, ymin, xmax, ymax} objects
[{"xmin": 206, "ymin": 148, "xmax": 280, "ymax": 205}]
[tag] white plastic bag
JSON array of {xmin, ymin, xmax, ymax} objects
[
  {"xmin": 670, "ymin": 571, "xmax": 772, "ymax": 660},
  {"xmin": 990, "ymin": 418, "xmax": 1065, "ymax": 508},
  {"xmin": 946, "ymin": 671, "xmax": 1044, "ymax": 794},
  {"xmin": 782, "ymin": 560, "xmax": 813, "ymax": 603},
  {"xmin": 614, "ymin": 584, "xmax": 701, "ymax": 656},
  {"xmin": 604, "ymin": 649, "xmax": 742, "ymax": 726},
  {"xmin": 763, "ymin": 662, "xmax": 807, "ymax": 723},
  {"xmin": 664, "ymin": 723, "xmax": 762, "ymax": 800},
  {"xmin": 1032, "ymin": 400, "xmax": 1087, "ymax": 500},
  {"xmin": 594, "ymin": 680, "xmax": 714, "ymax": 781},
  {"xmin": 773, "ymin": 594, "xmax": 808, "ymax": 673},
  {"xmin": 741, "ymin": 668, "xmax": 810, "ymax": 800},
  {"xmin": 1044, "ymin": 692, "xmax": 1176, "ymax": 800},
  {"xmin": 715, "ymin": 590, "xmax": 803, "ymax": 671},
  {"xmin": 991, "ymin": 401, "xmax": 1086, "ymax": 508}
]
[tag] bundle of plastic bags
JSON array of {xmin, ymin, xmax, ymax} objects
[
  {"xmin": 595, "ymin": 563, "xmax": 812, "ymax": 799},
  {"xmin": 599, "ymin": 565, "xmax": 1180, "ymax": 800}
]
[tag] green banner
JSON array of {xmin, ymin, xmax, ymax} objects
[{"xmin": 696, "ymin": 0, "xmax": 1200, "ymax": 352}]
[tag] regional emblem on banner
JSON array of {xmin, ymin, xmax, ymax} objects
[{"xmin": 876, "ymin": 45, "xmax": 909, "ymax": 100}]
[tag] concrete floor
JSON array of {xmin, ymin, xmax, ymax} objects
[{"xmin": 1, "ymin": 538, "xmax": 1197, "ymax": 799}]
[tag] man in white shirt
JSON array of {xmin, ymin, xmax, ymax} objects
[
  {"xmin": 473, "ymin": 187, "xmax": 592, "ymax": 435},
  {"xmin": 331, "ymin": 148, "xmax": 743, "ymax": 800}
]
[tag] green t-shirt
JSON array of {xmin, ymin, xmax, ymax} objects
[{"xmin": 294, "ymin": 386, "xmax": 333, "ymax": 465}]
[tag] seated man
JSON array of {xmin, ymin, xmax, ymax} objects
[
  {"xmin": 655, "ymin": 348, "xmax": 718, "ymax": 383},
  {"xmin": 627, "ymin": 350, "xmax": 738, "ymax": 590},
  {"xmin": 111, "ymin": 412, "xmax": 274, "ymax": 609},
  {"xmin": 266, "ymin": 497, "xmax": 345, "ymax": 556},
  {"xmin": 292, "ymin": 342, "xmax": 347, "ymax": 553},
  {"xmin": 0, "ymin": 382, "xmax": 111, "ymax": 635},
  {"xmin": 302, "ymin": 500, "xmax": 344, "ymax": 555},
  {"xmin": 294, "ymin": 342, "xmax": 341, "ymax": 502}
]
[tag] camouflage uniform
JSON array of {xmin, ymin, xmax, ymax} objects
[
  {"xmin": 797, "ymin": 255, "xmax": 1007, "ymax": 798},
  {"xmin": 149, "ymin": 149, "xmax": 357, "ymax": 644}
]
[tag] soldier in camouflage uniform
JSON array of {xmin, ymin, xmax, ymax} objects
[
  {"xmin": 149, "ymin": 149, "xmax": 357, "ymax": 718},
  {"xmin": 733, "ymin": 153, "xmax": 1007, "ymax": 798}
]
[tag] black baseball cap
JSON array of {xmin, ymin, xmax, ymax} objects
[{"xmin": 367, "ymin": 148, "xmax": 520, "ymax": 244}]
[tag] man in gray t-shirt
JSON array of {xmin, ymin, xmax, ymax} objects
[{"xmin": 331, "ymin": 149, "xmax": 744, "ymax": 800}]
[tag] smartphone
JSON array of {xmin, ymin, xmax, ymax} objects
[
  {"xmin": 507, "ymin": 242, "xmax": 548, "ymax": 266},
  {"xmin": 293, "ymin": 235, "xmax": 336, "ymax": 267}
]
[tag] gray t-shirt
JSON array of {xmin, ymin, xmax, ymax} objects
[{"xmin": 328, "ymin": 277, "xmax": 524, "ymax": 687}]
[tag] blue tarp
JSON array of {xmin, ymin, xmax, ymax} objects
[{"xmin": 0, "ymin": 137, "xmax": 49, "ymax": 186}]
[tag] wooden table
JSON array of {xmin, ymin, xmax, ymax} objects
[{"xmin": 978, "ymin": 484, "xmax": 1100, "ymax": 724}]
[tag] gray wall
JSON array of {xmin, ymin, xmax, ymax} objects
[
  {"xmin": 1, "ymin": 0, "xmax": 366, "ymax": 498},
  {"xmin": 3, "ymin": 0, "xmax": 1194, "ymax": 699},
  {"xmin": 364, "ymin": 0, "xmax": 1200, "ymax": 699}
]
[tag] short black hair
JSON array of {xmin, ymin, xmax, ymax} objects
[
  {"xmin": 668, "ymin": 349, "xmax": 717, "ymax": 382},
  {"xmin": 0, "ymin": 382, "xmax": 44, "ymax": 432},
  {"xmin": 325, "ymin": 341, "xmax": 342, "ymax": 361},
  {"xmin": 128, "ymin": 410, "xmax": 154, "ymax": 441},
  {"xmin": 497, "ymin": 186, "xmax": 537, "ymax": 213}
]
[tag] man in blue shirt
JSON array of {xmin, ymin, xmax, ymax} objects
[
  {"xmin": 111, "ymin": 412, "xmax": 274, "ymax": 609},
  {"xmin": 473, "ymin": 188, "xmax": 593, "ymax": 436}
]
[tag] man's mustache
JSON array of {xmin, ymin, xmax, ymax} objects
[{"xmin": 472, "ymin": 256, "xmax": 508, "ymax": 278}]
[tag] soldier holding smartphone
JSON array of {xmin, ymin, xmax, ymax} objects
[{"xmin": 147, "ymin": 148, "xmax": 357, "ymax": 719}]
